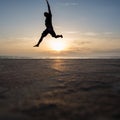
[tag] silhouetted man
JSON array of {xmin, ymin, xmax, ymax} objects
[{"xmin": 34, "ymin": 0, "xmax": 63, "ymax": 47}]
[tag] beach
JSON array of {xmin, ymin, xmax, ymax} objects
[{"xmin": 0, "ymin": 59, "xmax": 120, "ymax": 120}]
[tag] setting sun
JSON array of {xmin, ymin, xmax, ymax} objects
[{"xmin": 49, "ymin": 40, "xmax": 66, "ymax": 51}]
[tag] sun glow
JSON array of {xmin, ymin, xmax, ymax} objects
[{"xmin": 49, "ymin": 40, "xmax": 66, "ymax": 51}]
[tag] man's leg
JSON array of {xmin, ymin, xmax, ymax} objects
[
  {"xmin": 55, "ymin": 35, "xmax": 63, "ymax": 38},
  {"xmin": 50, "ymin": 29, "xmax": 63, "ymax": 38},
  {"xmin": 34, "ymin": 29, "xmax": 48, "ymax": 47}
]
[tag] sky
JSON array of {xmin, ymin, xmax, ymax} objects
[{"xmin": 0, "ymin": 0, "xmax": 120, "ymax": 58}]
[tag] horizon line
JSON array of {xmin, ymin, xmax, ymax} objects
[{"xmin": 0, "ymin": 55, "xmax": 120, "ymax": 60}]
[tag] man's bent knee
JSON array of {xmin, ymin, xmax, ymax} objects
[{"xmin": 42, "ymin": 30, "xmax": 48, "ymax": 37}]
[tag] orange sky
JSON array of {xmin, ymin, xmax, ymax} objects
[{"xmin": 0, "ymin": 0, "xmax": 120, "ymax": 58}]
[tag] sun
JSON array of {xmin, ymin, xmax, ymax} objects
[{"xmin": 49, "ymin": 40, "xmax": 66, "ymax": 51}]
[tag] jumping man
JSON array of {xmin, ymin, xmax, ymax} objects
[{"xmin": 34, "ymin": 0, "xmax": 63, "ymax": 47}]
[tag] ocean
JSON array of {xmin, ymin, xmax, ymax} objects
[{"xmin": 0, "ymin": 59, "xmax": 120, "ymax": 120}]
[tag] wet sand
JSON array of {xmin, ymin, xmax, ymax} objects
[{"xmin": 0, "ymin": 59, "xmax": 120, "ymax": 120}]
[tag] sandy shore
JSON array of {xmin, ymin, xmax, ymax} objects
[{"xmin": 0, "ymin": 59, "xmax": 120, "ymax": 120}]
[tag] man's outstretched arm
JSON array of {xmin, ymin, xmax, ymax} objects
[{"xmin": 46, "ymin": 0, "xmax": 52, "ymax": 15}]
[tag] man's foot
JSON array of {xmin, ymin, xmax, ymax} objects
[
  {"xmin": 61, "ymin": 35, "xmax": 63, "ymax": 38},
  {"xmin": 33, "ymin": 44, "xmax": 39, "ymax": 47}
]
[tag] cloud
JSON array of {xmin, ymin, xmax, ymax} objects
[
  {"xmin": 65, "ymin": 31, "xmax": 79, "ymax": 34},
  {"xmin": 80, "ymin": 41, "xmax": 91, "ymax": 45},
  {"xmin": 95, "ymin": 48, "xmax": 120, "ymax": 54},
  {"xmin": 83, "ymin": 32, "xmax": 99, "ymax": 37},
  {"xmin": 103, "ymin": 32, "xmax": 113, "ymax": 35},
  {"xmin": 16, "ymin": 37, "xmax": 32, "ymax": 41},
  {"xmin": 78, "ymin": 32, "xmax": 114, "ymax": 37},
  {"xmin": 62, "ymin": 2, "xmax": 79, "ymax": 6}
]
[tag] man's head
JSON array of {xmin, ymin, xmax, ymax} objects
[{"xmin": 44, "ymin": 12, "xmax": 49, "ymax": 17}]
